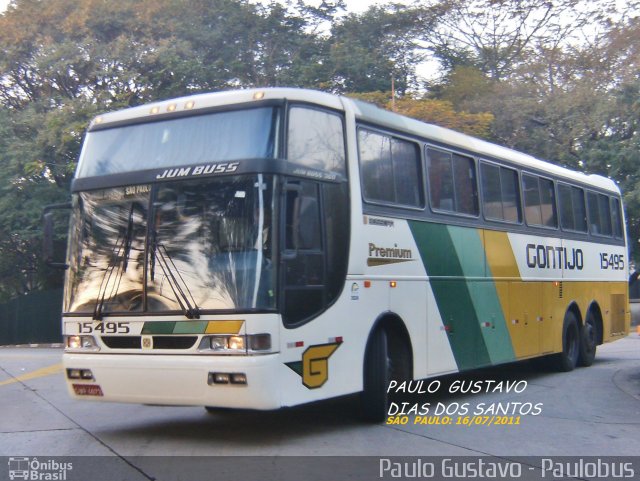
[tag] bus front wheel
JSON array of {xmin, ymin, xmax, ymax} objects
[
  {"xmin": 555, "ymin": 311, "xmax": 580, "ymax": 372},
  {"xmin": 361, "ymin": 328, "xmax": 391, "ymax": 423}
]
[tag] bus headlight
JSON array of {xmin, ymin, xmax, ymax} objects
[
  {"xmin": 65, "ymin": 335, "xmax": 100, "ymax": 352},
  {"xmin": 199, "ymin": 334, "xmax": 271, "ymax": 354},
  {"xmin": 227, "ymin": 335, "xmax": 245, "ymax": 351}
]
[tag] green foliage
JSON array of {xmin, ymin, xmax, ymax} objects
[
  {"xmin": 348, "ymin": 91, "xmax": 494, "ymax": 138},
  {"xmin": 0, "ymin": 0, "xmax": 431, "ymax": 300},
  {"xmin": 1, "ymin": 0, "xmax": 640, "ymax": 300}
]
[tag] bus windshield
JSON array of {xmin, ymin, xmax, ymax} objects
[
  {"xmin": 76, "ymin": 107, "xmax": 279, "ymax": 178},
  {"xmin": 65, "ymin": 175, "xmax": 276, "ymax": 316}
]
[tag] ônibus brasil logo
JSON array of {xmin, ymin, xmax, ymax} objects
[{"xmin": 8, "ymin": 457, "xmax": 73, "ymax": 480}]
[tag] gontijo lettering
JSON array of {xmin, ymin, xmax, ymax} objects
[{"xmin": 526, "ymin": 243, "xmax": 583, "ymax": 270}]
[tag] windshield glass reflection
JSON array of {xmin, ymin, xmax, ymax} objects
[
  {"xmin": 66, "ymin": 187, "xmax": 150, "ymax": 315},
  {"xmin": 65, "ymin": 176, "xmax": 276, "ymax": 316},
  {"xmin": 148, "ymin": 175, "xmax": 275, "ymax": 312}
]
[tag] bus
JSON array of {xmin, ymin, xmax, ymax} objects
[{"xmin": 55, "ymin": 88, "xmax": 629, "ymax": 422}]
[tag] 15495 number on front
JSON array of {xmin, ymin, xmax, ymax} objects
[{"xmin": 77, "ymin": 322, "xmax": 131, "ymax": 334}]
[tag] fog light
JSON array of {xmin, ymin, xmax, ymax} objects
[
  {"xmin": 209, "ymin": 372, "xmax": 230, "ymax": 384},
  {"xmin": 230, "ymin": 373, "xmax": 247, "ymax": 385}
]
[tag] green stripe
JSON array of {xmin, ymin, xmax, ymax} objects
[
  {"xmin": 447, "ymin": 226, "xmax": 515, "ymax": 364},
  {"xmin": 142, "ymin": 322, "xmax": 176, "ymax": 335},
  {"xmin": 174, "ymin": 321, "xmax": 208, "ymax": 334},
  {"xmin": 409, "ymin": 221, "xmax": 491, "ymax": 370}
]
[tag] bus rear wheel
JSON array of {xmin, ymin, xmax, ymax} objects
[
  {"xmin": 578, "ymin": 311, "xmax": 598, "ymax": 367},
  {"xmin": 555, "ymin": 310, "xmax": 580, "ymax": 372},
  {"xmin": 361, "ymin": 328, "xmax": 391, "ymax": 423}
]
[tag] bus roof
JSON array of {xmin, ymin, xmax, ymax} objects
[{"xmin": 90, "ymin": 87, "xmax": 619, "ymax": 194}]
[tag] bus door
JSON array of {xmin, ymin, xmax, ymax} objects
[{"xmin": 280, "ymin": 179, "xmax": 326, "ymax": 326}]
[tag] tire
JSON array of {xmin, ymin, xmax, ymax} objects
[
  {"xmin": 578, "ymin": 311, "xmax": 598, "ymax": 367},
  {"xmin": 555, "ymin": 310, "xmax": 580, "ymax": 372},
  {"xmin": 361, "ymin": 328, "xmax": 391, "ymax": 423}
]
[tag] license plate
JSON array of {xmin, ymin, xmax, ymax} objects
[{"xmin": 72, "ymin": 384, "xmax": 104, "ymax": 396}]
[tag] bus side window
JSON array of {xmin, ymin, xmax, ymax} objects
[
  {"xmin": 523, "ymin": 174, "xmax": 556, "ymax": 228},
  {"xmin": 287, "ymin": 107, "xmax": 346, "ymax": 176},
  {"xmin": 588, "ymin": 191, "xmax": 613, "ymax": 236},
  {"xmin": 358, "ymin": 129, "xmax": 423, "ymax": 208},
  {"xmin": 427, "ymin": 147, "xmax": 477, "ymax": 216},
  {"xmin": 559, "ymin": 183, "xmax": 587, "ymax": 233},
  {"xmin": 481, "ymin": 162, "xmax": 521, "ymax": 223}
]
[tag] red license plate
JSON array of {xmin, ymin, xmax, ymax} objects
[{"xmin": 72, "ymin": 384, "xmax": 104, "ymax": 396}]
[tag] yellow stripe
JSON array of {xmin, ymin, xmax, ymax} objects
[
  {"xmin": 481, "ymin": 230, "xmax": 520, "ymax": 278},
  {"xmin": 0, "ymin": 363, "xmax": 63, "ymax": 386},
  {"xmin": 205, "ymin": 320, "xmax": 244, "ymax": 334}
]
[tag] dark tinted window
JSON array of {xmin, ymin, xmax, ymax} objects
[
  {"xmin": 558, "ymin": 183, "xmax": 587, "ymax": 232},
  {"xmin": 523, "ymin": 174, "xmax": 556, "ymax": 228},
  {"xmin": 427, "ymin": 147, "xmax": 478, "ymax": 215},
  {"xmin": 587, "ymin": 191, "xmax": 613, "ymax": 236},
  {"xmin": 481, "ymin": 162, "xmax": 521, "ymax": 223},
  {"xmin": 358, "ymin": 129, "xmax": 423, "ymax": 207},
  {"xmin": 288, "ymin": 107, "xmax": 346, "ymax": 175},
  {"xmin": 78, "ymin": 107, "xmax": 279, "ymax": 178}
]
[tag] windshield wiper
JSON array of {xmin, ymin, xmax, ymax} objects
[
  {"xmin": 93, "ymin": 205, "xmax": 135, "ymax": 320},
  {"xmin": 151, "ymin": 237, "xmax": 200, "ymax": 319}
]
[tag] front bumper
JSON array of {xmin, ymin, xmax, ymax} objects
[{"xmin": 63, "ymin": 352, "xmax": 282, "ymax": 410}]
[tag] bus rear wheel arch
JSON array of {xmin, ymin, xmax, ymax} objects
[{"xmin": 360, "ymin": 314, "xmax": 413, "ymax": 423}]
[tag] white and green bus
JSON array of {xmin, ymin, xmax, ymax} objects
[{"xmin": 59, "ymin": 88, "xmax": 629, "ymax": 421}]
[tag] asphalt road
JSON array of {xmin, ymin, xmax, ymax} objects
[{"xmin": 1, "ymin": 334, "xmax": 639, "ymax": 480}]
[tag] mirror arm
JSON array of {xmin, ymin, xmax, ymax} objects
[{"xmin": 42, "ymin": 202, "xmax": 72, "ymax": 270}]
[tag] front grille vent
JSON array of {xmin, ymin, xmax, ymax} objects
[
  {"xmin": 102, "ymin": 336, "xmax": 198, "ymax": 350},
  {"xmin": 102, "ymin": 336, "xmax": 141, "ymax": 349}
]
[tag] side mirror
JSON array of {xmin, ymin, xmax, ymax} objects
[{"xmin": 42, "ymin": 202, "xmax": 71, "ymax": 269}]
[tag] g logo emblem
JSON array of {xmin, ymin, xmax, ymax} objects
[{"xmin": 286, "ymin": 342, "xmax": 342, "ymax": 389}]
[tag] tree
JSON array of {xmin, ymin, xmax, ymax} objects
[
  {"xmin": 328, "ymin": 4, "xmax": 436, "ymax": 93},
  {"xmin": 0, "ymin": 0, "xmax": 434, "ymax": 300},
  {"xmin": 424, "ymin": 0, "xmax": 605, "ymax": 81},
  {"xmin": 348, "ymin": 91, "xmax": 494, "ymax": 138}
]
